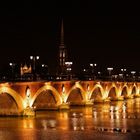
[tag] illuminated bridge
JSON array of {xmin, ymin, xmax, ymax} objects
[{"xmin": 0, "ymin": 80, "xmax": 140, "ymax": 115}]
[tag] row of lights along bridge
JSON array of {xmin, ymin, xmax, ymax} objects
[
  {"xmin": 2, "ymin": 56, "xmax": 139, "ymax": 82},
  {"xmin": 84, "ymin": 63, "xmax": 138, "ymax": 82}
]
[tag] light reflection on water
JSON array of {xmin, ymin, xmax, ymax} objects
[{"xmin": 1, "ymin": 98, "xmax": 140, "ymax": 139}]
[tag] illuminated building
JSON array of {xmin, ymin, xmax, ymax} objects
[{"xmin": 58, "ymin": 19, "xmax": 68, "ymax": 74}]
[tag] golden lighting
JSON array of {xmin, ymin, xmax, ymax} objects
[
  {"xmin": 1, "ymin": 87, "xmax": 7, "ymax": 93},
  {"xmin": 86, "ymin": 84, "xmax": 91, "ymax": 101},
  {"xmin": 71, "ymin": 117, "xmax": 85, "ymax": 131},
  {"xmin": 75, "ymin": 81, "xmax": 80, "ymax": 86},
  {"xmin": 62, "ymin": 85, "xmax": 67, "ymax": 103},
  {"xmin": 60, "ymin": 112, "xmax": 68, "ymax": 119},
  {"xmin": 26, "ymin": 87, "xmax": 31, "ymax": 98},
  {"xmin": 62, "ymin": 85, "xmax": 65, "ymax": 93},
  {"xmin": 62, "ymin": 93, "xmax": 67, "ymax": 103},
  {"xmin": 45, "ymin": 82, "xmax": 51, "ymax": 86},
  {"xmin": 25, "ymin": 86, "xmax": 31, "ymax": 108},
  {"xmin": 102, "ymin": 91, "xmax": 108, "ymax": 99},
  {"xmin": 23, "ymin": 119, "xmax": 34, "ymax": 129}
]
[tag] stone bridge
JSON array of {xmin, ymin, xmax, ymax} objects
[{"xmin": 0, "ymin": 80, "xmax": 140, "ymax": 115}]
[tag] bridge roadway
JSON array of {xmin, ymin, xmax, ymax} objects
[{"xmin": 0, "ymin": 80, "xmax": 140, "ymax": 115}]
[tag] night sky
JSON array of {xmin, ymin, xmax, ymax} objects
[{"xmin": 0, "ymin": 1, "xmax": 140, "ymax": 74}]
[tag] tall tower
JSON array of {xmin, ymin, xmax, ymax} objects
[{"xmin": 59, "ymin": 19, "xmax": 67, "ymax": 74}]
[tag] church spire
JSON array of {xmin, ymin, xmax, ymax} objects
[
  {"xmin": 60, "ymin": 19, "xmax": 65, "ymax": 48},
  {"xmin": 58, "ymin": 18, "xmax": 67, "ymax": 74}
]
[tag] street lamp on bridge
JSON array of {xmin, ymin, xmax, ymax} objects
[
  {"xmin": 90, "ymin": 63, "xmax": 97, "ymax": 80},
  {"xmin": 121, "ymin": 68, "xmax": 127, "ymax": 81},
  {"xmin": 107, "ymin": 67, "xmax": 113, "ymax": 80},
  {"xmin": 131, "ymin": 71, "xmax": 136, "ymax": 81},
  {"xmin": 30, "ymin": 55, "xmax": 40, "ymax": 80},
  {"xmin": 9, "ymin": 62, "xmax": 16, "ymax": 80}
]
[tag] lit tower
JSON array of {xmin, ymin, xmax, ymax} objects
[{"xmin": 59, "ymin": 19, "xmax": 67, "ymax": 74}]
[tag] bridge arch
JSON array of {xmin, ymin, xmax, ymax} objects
[
  {"xmin": 67, "ymin": 83, "xmax": 85, "ymax": 105},
  {"xmin": 121, "ymin": 86, "xmax": 128, "ymax": 98},
  {"xmin": 131, "ymin": 85, "xmax": 137, "ymax": 96},
  {"xmin": 0, "ymin": 87, "xmax": 24, "ymax": 111},
  {"xmin": 30, "ymin": 85, "xmax": 62, "ymax": 107},
  {"xmin": 108, "ymin": 85, "xmax": 118, "ymax": 100},
  {"xmin": 90, "ymin": 84, "xmax": 104, "ymax": 101}
]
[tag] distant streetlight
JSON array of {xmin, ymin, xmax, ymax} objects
[
  {"xmin": 30, "ymin": 56, "xmax": 39, "ymax": 71},
  {"xmin": 98, "ymin": 71, "xmax": 101, "ymax": 79},
  {"xmin": 90, "ymin": 63, "xmax": 97, "ymax": 80},
  {"xmin": 9, "ymin": 63, "xmax": 13, "ymax": 66},
  {"xmin": 120, "ymin": 68, "xmax": 126, "ymax": 81},
  {"xmin": 90, "ymin": 63, "xmax": 97, "ymax": 67},
  {"xmin": 107, "ymin": 67, "xmax": 113, "ymax": 80},
  {"xmin": 118, "ymin": 73, "xmax": 123, "ymax": 80},
  {"xmin": 9, "ymin": 62, "xmax": 16, "ymax": 80},
  {"xmin": 83, "ymin": 69, "xmax": 86, "ymax": 72},
  {"xmin": 41, "ymin": 64, "xmax": 48, "ymax": 74},
  {"xmin": 42, "ymin": 64, "xmax": 48, "ymax": 68},
  {"xmin": 131, "ymin": 71, "xmax": 136, "ymax": 75},
  {"xmin": 30, "ymin": 55, "xmax": 40, "ymax": 80},
  {"xmin": 42, "ymin": 64, "xmax": 45, "ymax": 67},
  {"xmin": 9, "ymin": 62, "xmax": 15, "ymax": 69},
  {"xmin": 131, "ymin": 71, "xmax": 136, "ymax": 81},
  {"xmin": 121, "ymin": 68, "xmax": 126, "ymax": 72}
]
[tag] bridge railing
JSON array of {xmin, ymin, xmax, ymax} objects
[{"xmin": 1, "ymin": 73, "xmax": 140, "ymax": 83}]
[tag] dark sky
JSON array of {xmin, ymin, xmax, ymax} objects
[{"xmin": 0, "ymin": 1, "xmax": 140, "ymax": 74}]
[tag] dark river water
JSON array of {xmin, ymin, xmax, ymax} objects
[{"xmin": 1, "ymin": 98, "xmax": 140, "ymax": 140}]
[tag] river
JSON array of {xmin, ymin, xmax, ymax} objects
[{"xmin": 1, "ymin": 98, "xmax": 140, "ymax": 140}]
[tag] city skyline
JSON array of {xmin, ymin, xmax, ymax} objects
[
  {"xmin": 1, "ymin": 2, "xmax": 140, "ymax": 140},
  {"xmin": 0, "ymin": 2, "xmax": 140, "ymax": 74}
]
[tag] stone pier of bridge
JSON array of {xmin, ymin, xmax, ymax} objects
[{"xmin": 0, "ymin": 80, "xmax": 140, "ymax": 116}]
